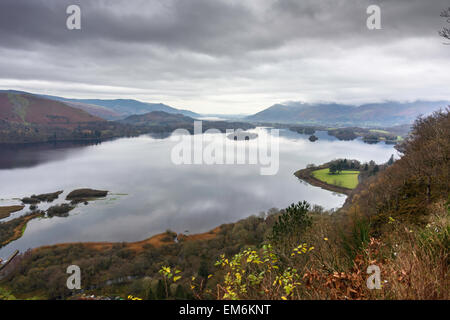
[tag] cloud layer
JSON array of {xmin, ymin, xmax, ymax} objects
[{"xmin": 0, "ymin": 0, "xmax": 449, "ymax": 114}]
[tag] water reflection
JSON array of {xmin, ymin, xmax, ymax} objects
[
  {"xmin": 0, "ymin": 133, "xmax": 172, "ymax": 170},
  {"xmin": 0, "ymin": 141, "xmax": 101, "ymax": 169}
]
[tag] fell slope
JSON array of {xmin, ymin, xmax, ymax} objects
[{"xmin": 0, "ymin": 92, "xmax": 104, "ymax": 128}]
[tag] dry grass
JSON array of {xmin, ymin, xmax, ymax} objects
[
  {"xmin": 0, "ymin": 205, "xmax": 24, "ymax": 220},
  {"xmin": 36, "ymin": 227, "xmax": 221, "ymax": 253},
  {"xmin": 380, "ymin": 202, "xmax": 449, "ymax": 299},
  {"xmin": 296, "ymin": 201, "xmax": 449, "ymax": 300}
]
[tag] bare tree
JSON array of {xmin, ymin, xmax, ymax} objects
[{"xmin": 439, "ymin": 7, "xmax": 450, "ymax": 43}]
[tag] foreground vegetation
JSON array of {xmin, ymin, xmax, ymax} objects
[{"xmin": 0, "ymin": 109, "xmax": 448, "ymax": 300}]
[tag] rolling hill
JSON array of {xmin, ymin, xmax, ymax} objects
[
  {"xmin": 246, "ymin": 100, "xmax": 450, "ymax": 126},
  {"xmin": 0, "ymin": 92, "xmax": 104, "ymax": 128},
  {"xmin": 119, "ymin": 111, "xmax": 195, "ymax": 126}
]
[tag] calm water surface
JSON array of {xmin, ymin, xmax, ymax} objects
[{"xmin": 0, "ymin": 128, "xmax": 396, "ymax": 259}]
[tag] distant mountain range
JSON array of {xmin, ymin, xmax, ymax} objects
[
  {"xmin": 0, "ymin": 90, "xmax": 200, "ymax": 120},
  {"xmin": 246, "ymin": 101, "xmax": 450, "ymax": 126},
  {"xmin": 2, "ymin": 89, "xmax": 448, "ymax": 127},
  {"xmin": 39, "ymin": 94, "xmax": 200, "ymax": 119},
  {"xmin": 0, "ymin": 91, "xmax": 254, "ymax": 143}
]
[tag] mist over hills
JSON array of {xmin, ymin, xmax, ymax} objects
[{"xmin": 246, "ymin": 100, "xmax": 450, "ymax": 126}]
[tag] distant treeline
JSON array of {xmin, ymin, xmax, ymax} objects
[{"xmin": 0, "ymin": 117, "xmax": 255, "ymax": 144}]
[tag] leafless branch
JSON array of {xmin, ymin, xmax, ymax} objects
[{"xmin": 439, "ymin": 8, "xmax": 450, "ymax": 44}]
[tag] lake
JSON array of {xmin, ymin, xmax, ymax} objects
[{"xmin": 0, "ymin": 128, "xmax": 397, "ymax": 259}]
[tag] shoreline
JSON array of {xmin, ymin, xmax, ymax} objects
[
  {"xmin": 294, "ymin": 166, "xmax": 353, "ymax": 195},
  {"xmin": 1, "ymin": 164, "xmax": 351, "ymax": 257},
  {"xmin": 0, "ymin": 212, "xmax": 44, "ymax": 249},
  {"xmin": 32, "ymin": 226, "xmax": 222, "ymax": 254},
  {"xmin": 2, "ymin": 163, "xmax": 354, "ymax": 258}
]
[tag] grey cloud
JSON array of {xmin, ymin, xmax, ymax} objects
[
  {"xmin": 0, "ymin": 0, "xmax": 449, "ymax": 114},
  {"xmin": 2, "ymin": 0, "xmax": 448, "ymax": 54}
]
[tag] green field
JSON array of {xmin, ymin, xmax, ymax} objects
[{"xmin": 311, "ymin": 168, "xmax": 359, "ymax": 189}]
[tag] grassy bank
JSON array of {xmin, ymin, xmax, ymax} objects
[{"xmin": 311, "ymin": 168, "xmax": 359, "ymax": 189}]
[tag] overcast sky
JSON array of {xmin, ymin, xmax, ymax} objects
[{"xmin": 0, "ymin": 0, "xmax": 449, "ymax": 114}]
